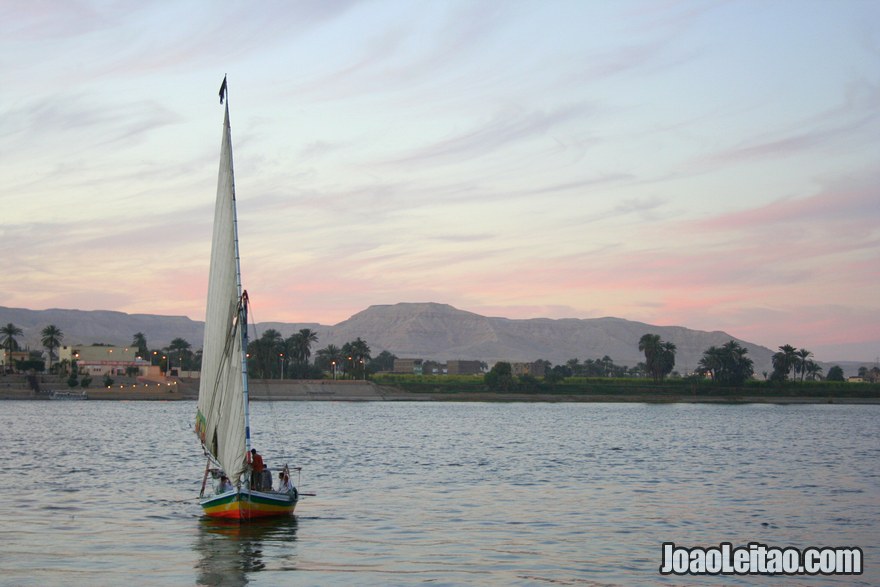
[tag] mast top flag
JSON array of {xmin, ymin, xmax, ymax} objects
[{"xmin": 219, "ymin": 75, "xmax": 228, "ymax": 104}]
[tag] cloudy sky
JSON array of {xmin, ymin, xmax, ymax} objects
[{"xmin": 2, "ymin": 0, "xmax": 878, "ymax": 361}]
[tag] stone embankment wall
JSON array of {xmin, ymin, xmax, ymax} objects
[{"xmin": 0, "ymin": 376, "xmax": 408, "ymax": 401}]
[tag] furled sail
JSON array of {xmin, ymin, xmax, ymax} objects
[{"xmin": 196, "ymin": 102, "xmax": 248, "ymax": 483}]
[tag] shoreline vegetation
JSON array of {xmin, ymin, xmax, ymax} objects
[{"xmin": 2, "ymin": 375, "xmax": 878, "ymax": 404}]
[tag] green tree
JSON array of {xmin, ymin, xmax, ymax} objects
[
  {"xmin": 286, "ymin": 328, "xmax": 319, "ymax": 365},
  {"xmin": 698, "ymin": 340, "xmax": 754, "ymax": 385},
  {"xmin": 132, "ymin": 332, "xmax": 149, "ymax": 359},
  {"xmin": 826, "ymin": 365, "xmax": 845, "ymax": 382},
  {"xmin": 342, "ymin": 338, "xmax": 371, "ymax": 379},
  {"xmin": 248, "ymin": 329, "xmax": 284, "ymax": 378},
  {"xmin": 639, "ymin": 334, "xmax": 661, "ymax": 381},
  {"xmin": 795, "ymin": 348, "xmax": 813, "ymax": 382},
  {"xmin": 600, "ymin": 355, "xmax": 614, "ymax": 377},
  {"xmin": 545, "ymin": 364, "xmax": 566, "ymax": 384},
  {"xmin": 67, "ymin": 359, "xmax": 79, "ymax": 388},
  {"xmin": 804, "ymin": 361, "xmax": 823, "ymax": 381},
  {"xmin": 315, "ymin": 344, "xmax": 344, "ymax": 374},
  {"xmin": 166, "ymin": 337, "xmax": 193, "ymax": 372},
  {"xmin": 658, "ymin": 342, "xmax": 677, "ymax": 381},
  {"xmin": 41, "ymin": 325, "xmax": 64, "ymax": 370},
  {"xmin": 698, "ymin": 345, "xmax": 724, "ymax": 381},
  {"xmin": 370, "ymin": 350, "xmax": 397, "ymax": 372},
  {"xmin": 639, "ymin": 334, "xmax": 675, "ymax": 382},
  {"xmin": 770, "ymin": 344, "xmax": 798, "ymax": 382},
  {"xmin": 485, "ymin": 361, "xmax": 513, "ymax": 391},
  {"xmin": 1, "ymin": 323, "xmax": 23, "ymax": 367},
  {"xmin": 517, "ymin": 373, "xmax": 539, "ymax": 392}
]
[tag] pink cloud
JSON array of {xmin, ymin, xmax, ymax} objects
[{"xmin": 694, "ymin": 174, "xmax": 879, "ymax": 232}]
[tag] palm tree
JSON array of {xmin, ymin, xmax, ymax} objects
[
  {"xmin": 658, "ymin": 341, "xmax": 677, "ymax": 381},
  {"xmin": 342, "ymin": 337, "xmax": 371, "ymax": 379},
  {"xmin": 600, "ymin": 355, "xmax": 614, "ymax": 377},
  {"xmin": 1, "ymin": 323, "xmax": 23, "ymax": 370},
  {"xmin": 132, "ymin": 332, "xmax": 149, "ymax": 359},
  {"xmin": 315, "ymin": 344, "xmax": 344, "ymax": 376},
  {"xmin": 638, "ymin": 333, "xmax": 661, "ymax": 381},
  {"xmin": 700, "ymin": 341, "xmax": 754, "ymax": 385},
  {"xmin": 166, "ymin": 337, "xmax": 193, "ymax": 372},
  {"xmin": 41, "ymin": 325, "xmax": 64, "ymax": 370},
  {"xmin": 286, "ymin": 328, "xmax": 319, "ymax": 364},
  {"xmin": 640, "ymin": 334, "xmax": 675, "ymax": 382},
  {"xmin": 723, "ymin": 340, "xmax": 754, "ymax": 385},
  {"xmin": 698, "ymin": 345, "xmax": 723, "ymax": 380},
  {"xmin": 771, "ymin": 344, "xmax": 798, "ymax": 382},
  {"xmin": 805, "ymin": 361, "xmax": 823, "ymax": 381},
  {"xmin": 249, "ymin": 329, "xmax": 283, "ymax": 378},
  {"xmin": 795, "ymin": 348, "xmax": 813, "ymax": 382}
]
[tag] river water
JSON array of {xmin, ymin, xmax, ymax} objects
[{"xmin": 0, "ymin": 401, "xmax": 876, "ymax": 586}]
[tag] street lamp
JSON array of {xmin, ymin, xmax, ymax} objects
[
  {"xmin": 279, "ymin": 353, "xmax": 285, "ymax": 380},
  {"xmin": 360, "ymin": 359, "xmax": 365, "ymax": 380},
  {"xmin": 331, "ymin": 360, "xmax": 336, "ymax": 380}
]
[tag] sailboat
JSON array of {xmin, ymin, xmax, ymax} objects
[{"xmin": 195, "ymin": 77, "xmax": 298, "ymax": 520}]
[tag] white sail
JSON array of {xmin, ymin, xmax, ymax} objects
[{"xmin": 196, "ymin": 102, "xmax": 248, "ymax": 483}]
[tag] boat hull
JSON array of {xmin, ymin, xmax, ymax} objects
[{"xmin": 201, "ymin": 488, "xmax": 297, "ymax": 520}]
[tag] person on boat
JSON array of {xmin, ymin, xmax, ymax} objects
[
  {"xmin": 277, "ymin": 471, "xmax": 293, "ymax": 493},
  {"xmin": 262, "ymin": 464, "xmax": 273, "ymax": 491},
  {"xmin": 249, "ymin": 448, "xmax": 265, "ymax": 489},
  {"xmin": 218, "ymin": 474, "xmax": 233, "ymax": 493}
]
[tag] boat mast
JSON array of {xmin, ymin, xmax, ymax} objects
[{"xmin": 222, "ymin": 79, "xmax": 253, "ymax": 458}]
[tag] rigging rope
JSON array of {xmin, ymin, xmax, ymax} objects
[{"xmin": 244, "ymin": 304, "xmax": 288, "ymax": 467}]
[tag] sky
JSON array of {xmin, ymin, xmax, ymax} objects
[{"xmin": 1, "ymin": 0, "xmax": 878, "ymax": 362}]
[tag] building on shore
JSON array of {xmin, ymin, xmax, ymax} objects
[
  {"xmin": 1, "ymin": 350, "xmax": 31, "ymax": 373},
  {"xmin": 512, "ymin": 361, "xmax": 547, "ymax": 378},
  {"xmin": 447, "ymin": 360, "xmax": 483, "ymax": 375},
  {"xmin": 393, "ymin": 358, "xmax": 424, "ymax": 375},
  {"xmin": 58, "ymin": 345, "xmax": 151, "ymax": 377}
]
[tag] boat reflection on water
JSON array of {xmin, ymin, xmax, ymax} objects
[{"xmin": 194, "ymin": 517, "xmax": 299, "ymax": 586}]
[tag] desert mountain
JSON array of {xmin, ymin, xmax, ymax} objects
[
  {"xmin": 1, "ymin": 302, "xmax": 782, "ymax": 374},
  {"xmin": 317, "ymin": 303, "xmax": 777, "ymax": 374}
]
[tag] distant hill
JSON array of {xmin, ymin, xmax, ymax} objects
[
  {"xmin": 318, "ymin": 303, "xmax": 778, "ymax": 375},
  {"xmin": 0, "ymin": 306, "xmax": 204, "ymax": 351},
  {"xmin": 0, "ymin": 302, "xmax": 865, "ymax": 376}
]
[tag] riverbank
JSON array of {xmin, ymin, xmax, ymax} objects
[{"xmin": 2, "ymin": 378, "xmax": 879, "ymax": 403}]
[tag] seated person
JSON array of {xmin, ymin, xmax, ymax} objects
[
  {"xmin": 277, "ymin": 471, "xmax": 293, "ymax": 493},
  {"xmin": 218, "ymin": 474, "xmax": 233, "ymax": 493}
]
